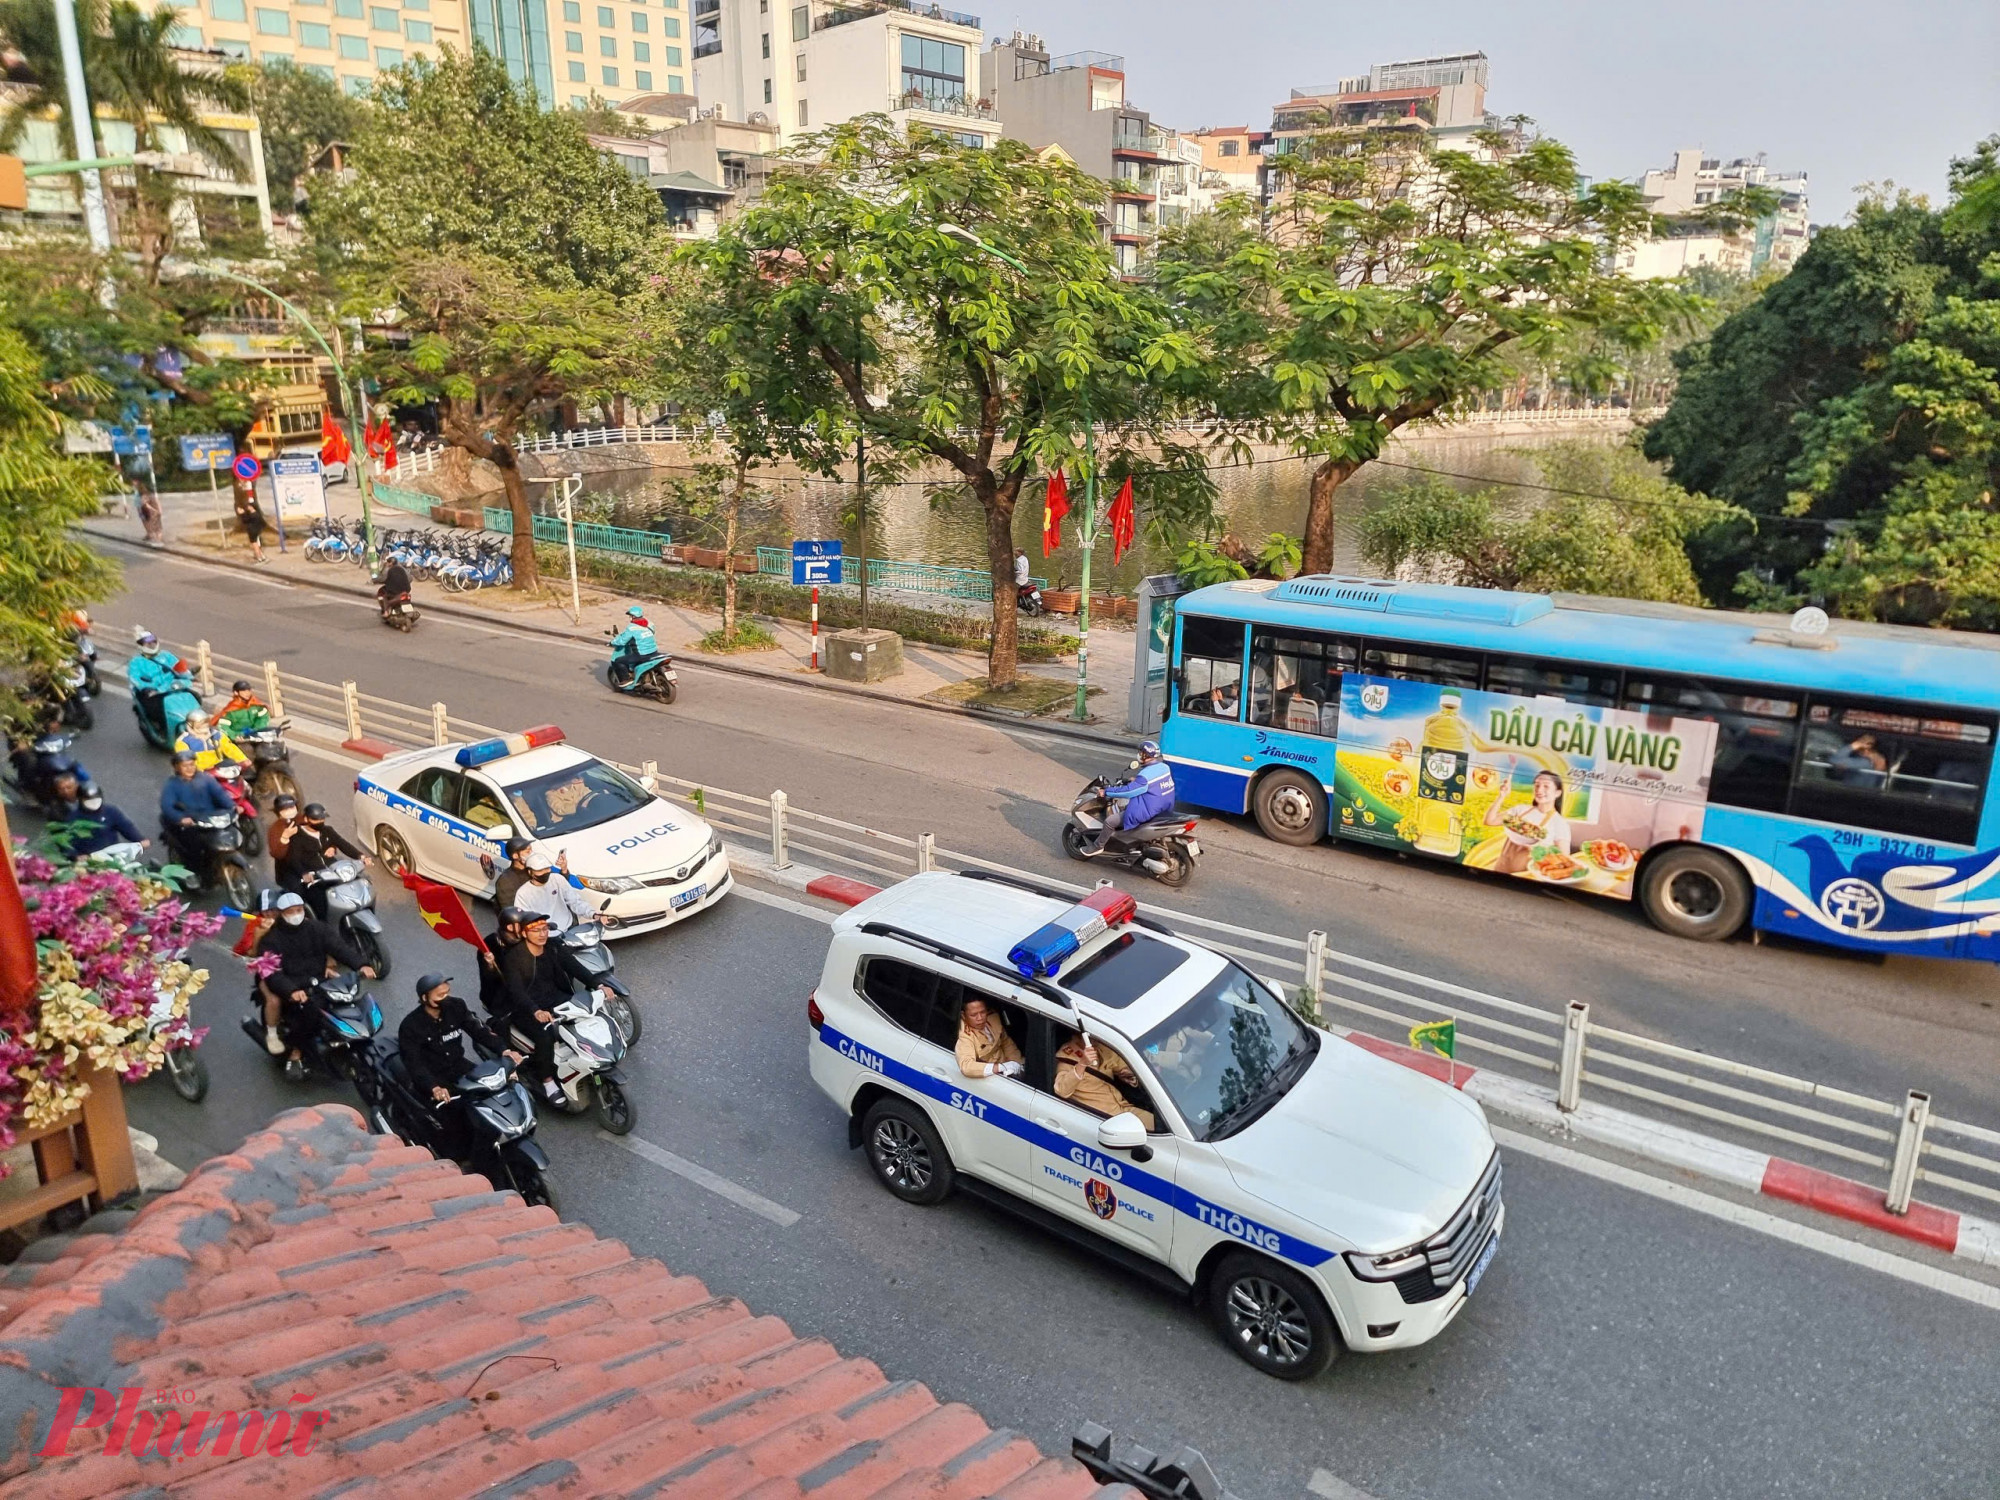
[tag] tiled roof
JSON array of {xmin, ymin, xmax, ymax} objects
[{"xmin": 0, "ymin": 1105, "xmax": 1124, "ymax": 1500}]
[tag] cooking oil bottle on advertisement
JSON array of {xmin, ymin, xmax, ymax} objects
[{"xmin": 1415, "ymin": 692, "xmax": 1470, "ymax": 856}]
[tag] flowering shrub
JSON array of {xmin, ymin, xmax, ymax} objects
[{"xmin": 3, "ymin": 844, "xmax": 221, "ymax": 1160}]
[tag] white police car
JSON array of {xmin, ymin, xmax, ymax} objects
[
  {"xmin": 352, "ymin": 724, "xmax": 731, "ymax": 935},
  {"xmin": 808, "ymin": 871, "xmax": 1502, "ymax": 1379}
]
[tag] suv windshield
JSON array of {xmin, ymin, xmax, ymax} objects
[
  {"xmin": 502, "ymin": 760, "xmax": 652, "ymax": 837},
  {"xmin": 1136, "ymin": 961, "xmax": 1316, "ymax": 1142}
]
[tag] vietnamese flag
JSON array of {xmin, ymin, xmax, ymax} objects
[
  {"xmin": 1041, "ymin": 470, "xmax": 1070, "ymax": 557},
  {"xmin": 1108, "ymin": 476, "xmax": 1136, "ymax": 564},
  {"xmin": 401, "ymin": 870, "xmax": 489, "ymax": 953},
  {"xmin": 320, "ymin": 411, "xmax": 352, "ymax": 466},
  {"xmin": 365, "ymin": 415, "xmax": 399, "ymax": 471},
  {"xmin": 0, "ymin": 848, "xmax": 38, "ymax": 1015}
]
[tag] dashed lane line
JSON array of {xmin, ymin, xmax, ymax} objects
[{"xmin": 596, "ymin": 1129, "xmax": 802, "ymax": 1228}]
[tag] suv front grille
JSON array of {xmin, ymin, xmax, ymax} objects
[{"xmin": 1396, "ymin": 1152, "xmax": 1502, "ymax": 1305}]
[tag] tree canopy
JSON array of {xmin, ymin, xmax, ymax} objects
[
  {"xmin": 1153, "ymin": 125, "xmax": 1698, "ymax": 574},
  {"xmin": 694, "ymin": 118, "xmax": 1213, "ymax": 685},
  {"xmin": 245, "ymin": 58, "xmax": 372, "ymax": 208},
  {"xmin": 1646, "ymin": 136, "xmax": 2000, "ymax": 626}
]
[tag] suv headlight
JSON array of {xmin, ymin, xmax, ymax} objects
[
  {"xmin": 579, "ymin": 873, "xmax": 643, "ymax": 894},
  {"xmin": 1344, "ymin": 1245, "xmax": 1427, "ymax": 1281}
]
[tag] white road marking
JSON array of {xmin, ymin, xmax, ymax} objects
[
  {"xmin": 1491, "ymin": 1126, "xmax": 2000, "ymax": 1313},
  {"xmin": 1307, "ymin": 1471, "xmax": 1385, "ymax": 1500},
  {"xmin": 596, "ymin": 1130, "xmax": 802, "ymax": 1227}
]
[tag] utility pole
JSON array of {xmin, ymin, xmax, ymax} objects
[
  {"xmin": 855, "ymin": 340, "xmax": 869, "ymax": 630},
  {"xmin": 52, "ymin": 0, "xmax": 110, "ymax": 255}
]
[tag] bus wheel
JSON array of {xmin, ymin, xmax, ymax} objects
[
  {"xmin": 1254, "ymin": 770, "xmax": 1325, "ymax": 847},
  {"xmin": 1640, "ymin": 846, "xmax": 1750, "ymax": 942}
]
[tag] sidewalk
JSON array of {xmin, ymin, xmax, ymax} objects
[{"xmin": 106, "ymin": 491, "xmax": 1143, "ymax": 743}]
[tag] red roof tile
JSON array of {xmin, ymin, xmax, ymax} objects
[{"xmin": 0, "ymin": 1105, "xmax": 1126, "ymax": 1499}]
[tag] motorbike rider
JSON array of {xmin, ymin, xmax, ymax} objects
[
  {"xmin": 218, "ymin": 680, "xmax": 273, "ymax": 736},
  {"xmin": 159, "ymin": 751, "xmax": 236, "ymax": 864},
  {"xmin": 607, "ymin": 605, "xmax": 658, "ymax": 687},
  {"xmin": 1090, "ymin": 742, "xmax": 1176, "ymax": 854},
  {"xmin": 399, "ymin": 973, "xmax": 524, "ymax": 1163},
  {"xmin": 267, "ymin": 793, "xmax": 302, "ymax": 865},
  {"xmin": 51, "ymin": 782, "xmax": 147, "ymax": 857},
  {"xmin": 491, "ymin": 837, "xmax": 537, "ymax": 911},
  {"xmin": 477, "ymin": 906, "xmax": 527, "ymax": 1014},
  {"xmin": 375, "ymin": 554, "xmax": 413, "ymax": 614},
  {"xmin": 280, "ymin": 802, "xmax": 370, "ymax": 917},
  {"xmin": 511, "ymin": 847, "xmax": 592, "ymax": 936},
  {"xmin": 127, "ymin": 629, "xmax": 198, "ymax": 739},
  {"xmin": 173, "ymin": 709, "xmax": 250, "ymax": 773},
  {"xmin": 496, "ymin": 911, "xmax": 570, "ymax": 1103},
  {"xmin": 10, "ymin": 712, "xmax": 92, "ymax": 802},
  {"xmin": 255, "ymin": 890, "xmax": 376, "ymax": 1078},
  {"xmin": 1013, "ymin": 551, "xmax": 1043, "ymax": 612}
]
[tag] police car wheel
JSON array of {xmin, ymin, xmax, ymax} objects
[
  {"xmin": 1253, "ymin": 770, "xmax": 1325, "ymax": 847},
  {"xmin": 1209, "ymin": 1253, "xmax": 1338, "ymax": 1380},
  {"xmin": 374, "ymin": 827, "xmax": 413, "ymax": 876},
  {"xmin": 1639, "ymin": 846, "xmax": 1750, "ymax": 943},
  {"xmin": 862, "ymin": 1098, "xmax": 954, "ymax": 1206}
]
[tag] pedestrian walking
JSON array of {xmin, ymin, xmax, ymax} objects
[
  {"xmin": 137, "ymin": 483, "xmax": 165, "ymax": 548},
  {"xmin": 233, "ymin": 484, "xmax": 268, "ymax": 563}
]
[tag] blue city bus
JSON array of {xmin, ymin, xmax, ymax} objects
[{"xmin": 1157, "ymin": 576, "xmax": 2000, "ymax": 961}]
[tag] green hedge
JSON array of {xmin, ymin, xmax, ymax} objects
[{"xmin": 535, "ymin": 547, "xmax": 1080, "ymax": 662}]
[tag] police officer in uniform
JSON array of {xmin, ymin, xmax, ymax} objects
[{"xmin": 1055, "ymin": 1031, "xmax": 1155, "ymax": 1130}]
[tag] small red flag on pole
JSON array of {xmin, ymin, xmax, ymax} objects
[
  {"xmin": 401, "ymin": 870, "xmax": 490, "ymax": 954},
  {"xmin": 320, "ymin": 411, "xmax": 352, "ymax": 466},
  {"xmin": 1041, "ymin": 470, "xmax": 1070, "ymax": 558},
  {"xmin": 1108, "ymin": 476, "xmax": 1136, "ymax": 564}
]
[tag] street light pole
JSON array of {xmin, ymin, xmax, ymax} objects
[
  {"xmin": 939, "ymin": 223, "xmax": 1096, "ymax": 720},
  {"xmin": 51, "ymin": 0, "xmax": 111, "ymax": 255}
]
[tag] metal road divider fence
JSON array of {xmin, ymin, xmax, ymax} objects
[{"xmin": 105, "ymin": 635, "xmax": 2000, "ymax": 1223}]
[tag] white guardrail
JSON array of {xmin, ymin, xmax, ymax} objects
[{"xmin": 115, "ymin": 636, "xmax": 2000, "ymax": 1224}]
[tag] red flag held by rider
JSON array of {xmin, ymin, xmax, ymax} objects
[{"xmin": 400, "ymin": 870, "xmax": 489, "ymax": 954}]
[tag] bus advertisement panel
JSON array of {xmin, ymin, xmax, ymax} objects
[{"xmin": 1331, "ymin": 675, "xmax": 1720, "ymax": 900}]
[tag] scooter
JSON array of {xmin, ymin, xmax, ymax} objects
[
  {"xmin": 505, "ymin": 987, "xmax": 634, "ymax": 1135},
  {"xmin": 208, "ymin": 760, "xmax": 263, "ymax": 857},
  {"xmin": 557, "ymin": 922, "xmax": 640, "ymax": 1043},
  {"xmin": 150, "ymin": 981, "xmax": 209, "ymax": 1103},
  {"xmin": 378, "ymin": 593, "xmax": 421, "ymax": 632},
  {"xmin": 604, "ymin": 632, "xmax": 678, "ymax": 704},
  {"xmin": 238, "ymin": 969, "xmax": 383, "ymax": 1084},
  {"xmin": 234, "ymin": 720, "xmax": 300, "ymax": 804},
  {"xmin": 1017, "ymin": 583, "xmax": 1047, "ymax": 617},
  {"xmin": 47, "ymin": 660, "xmax": 94, "ymax": 731},
  {"xmin": 359, "ymin": 1038, "xmax": 556, "ymax": 1212},
  {"xmin": 133, "ymin": 677, "xmax": 204, "ymax": 751},
  {"xmin": 5, "ymin": 732, "xmax": 94, "ymax": 816},
  {"xmin": 163, "ymin": 811, "xmax": 255, "ymax": 909},
  {"xmin": 74, "ymin": 624, "xmax": 101, "ymax": 697},
  {"xmin": 1061, "ymin": 773, "xmax": 1202, "ymax": 888},
  {"xmin": 303, "ymin": 856, "xmax": 390, "ymax": 979}
]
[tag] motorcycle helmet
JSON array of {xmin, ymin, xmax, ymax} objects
[
  {"xmin": 1139, "ymin": 741, "xmax": 1162, "ymax": 762},
  {"xmin": 134, "ymin": 628, "xmax": 159, "ymax": 654},
  {"xmin": 231, "ymin": 679, "xmax": 253, "ymax": 695},
  {"xmin": 415, "ymin": 973, "xmax": 450, "ymax": 1001},
  {"xmin": 273, "ymin": 793, "xmax": 298, "ymax": 811},
  {"xmin": 170, "ymin": 750, "xmax": 197, "ymax": 767},
  {"xmin": 301, "ymin": 802, "xmax": 328, "ymax": 823},
  {"xmin": 79, "ymin": 789, "xmax": 104, "ymax": 812},
  {"xmin": 625, "ymin": 605, "xmax": 647, "ymax": 619},
  {"xmin": 184, "ymin": 709, "xmax": 212, "ymax": 731}
]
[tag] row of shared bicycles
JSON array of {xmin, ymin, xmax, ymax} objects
[{"xmin": 302, "ymin": 521, "xmax": 514, "ymax": 591}]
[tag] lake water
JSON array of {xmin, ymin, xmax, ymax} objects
[{"xmin": 561, "ymin": 429, "xmax": 1621, "ymax": 590}]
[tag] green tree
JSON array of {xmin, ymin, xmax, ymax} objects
[
  {"xmin": 1153, "ymin": 126, "xmax": 1696, "ymax": 574},
  {"xmin": 361, "ymin": 253, "xmax": 663, "ymax": 589},
  {"xmin": 0, "ymin": 325, "xmax": 119, "ymax": 721},
  {"xmin": 306, "ymin": 47, "xmax": 662, "ymax": 296},
  {"xmin": 694, "ymin": 119, "xmax": 1212, "ymax": 687},
  {"xmin": 1358, "ymin": 444, "xmax": 1733, "ymax": 605},
  {"xmin": 245, "ymin": 59, "xmax": 371, "ymax": 208},
  {"xmin": 1647, "ymin": 137, "xmax": 2000, "ymax": 625}
]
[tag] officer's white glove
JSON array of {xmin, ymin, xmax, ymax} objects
[{"xmin": 997, "ymin": 1060, "xmax": 1025, "ymax": 1079}]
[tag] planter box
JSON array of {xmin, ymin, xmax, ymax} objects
[
  {"xmin": 728, "ymin": 553, "xmax": 758, "ymax": 574},
  {"xmin": 1043, "ymin": 590, "xmax": 1081, "ymax": 615},
  {"xmin": 682, "ymin": 545, "xmax": 726, "ymax": 570},
  {"xmin": 1086, "ymin": 595, "xmax": 1136, "ymax": 621}
]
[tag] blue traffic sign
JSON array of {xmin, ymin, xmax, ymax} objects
[
  {"xmin": 791, "ymin": 539, "xmax": 843, "ymax": 586},
  {"xmin": 232, "ymin": 452, "xmax": 263, "ymax": 482},
  {"xmin": 109, "ymin": 423, "xmax": 153, "ymax": 457},
  {"xmin": 178, "ymin": 433, "xmax": 233, "ymax": 471}
]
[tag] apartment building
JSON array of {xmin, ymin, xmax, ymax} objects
[
  {"xmin": 158, "ymin": 0, "xmax": 470, "ymax": 96},
  {"xmin": 1271, "ymin": 51, "xmax": 1493, "ymax": 159},
  {"xmin": 978, "ymin": 33, "xmax": 1178, "ymax": 274},
  {"xmin": 1618, "ymin": 146, "xmax": 1812, "ymax": 278},
  {"xmin": 686, "ymin": 0, "xmax": 999, "ymax": 148},
  {"xmin": 1187, "ymin": 124, "xmax": 1266, "ymax": 196}
]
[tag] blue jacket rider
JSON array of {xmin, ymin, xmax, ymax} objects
[
  {"xmin": 54, "ymin": 790, "xmax": 146, "ymax": 856},
  {"xmin": 127, "ymin": 629, "xmax": 199, "ymax": 736},
  {"xmin": 609, "ymin": 606, "xmax": 659, "ymax": 682},
  {"xmin": 1093, "ymin": 743, "xmax": 1175, "ymax": 851},
  {"xmin": 160, "ymin": 753, "xmax": 236, "ymax": 830}
]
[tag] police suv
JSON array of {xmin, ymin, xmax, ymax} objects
[
  {"xmin": 352, "ymin": 725, "xmax": 730, "ymax": 934},
  {"xmin": 808, "ymin": 871, "xmax": 1502, "ymax": 1379}
]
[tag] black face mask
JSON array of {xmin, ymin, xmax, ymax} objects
[{"xmin": 530, "ymin": 872, "xmax": 550, "ymax": 884}]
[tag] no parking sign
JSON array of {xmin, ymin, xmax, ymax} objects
[{"xmin": 232, "ymin": 452, "xmax": 262, "ymax": 482}]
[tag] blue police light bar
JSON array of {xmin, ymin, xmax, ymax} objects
[
  {"xmin": 455, "ymin": 724, "xmax": 565, "ymax": 768},
  {"xmin": 1007, "ymin": 887, "xmax": 1139, "ymax": 978}
]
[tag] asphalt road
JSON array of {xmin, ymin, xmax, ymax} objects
[
  {"xmin": 55, "ymin": 708, "xmax": 2000, "ymax": 1500},
  {"xmin": 84, "ymin": 542, "xmax": 2000, "ymax": 1144}
]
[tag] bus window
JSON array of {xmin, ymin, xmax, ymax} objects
[
  {"xmin": 1623, "ymin": 675, "xmax": 1800, "ymax": 813},
  {"xmin": 1249, "ymin": 629, "xmax": 1356, "ymax": 737},
  {"xmin": 1791, "ymin": 698, "xmax": 1993, "ymax": 846},
  {"xmin": 1362, "ymin": 642, "xmax": 1482, "ymax": 691},
  {"xmin": 1178, "ymin": 615, "xmax": 1246, "ymax": 720},
  {"xmin": 1485, "ymin": 655, "xmax": 1618, "ymax": 707}
]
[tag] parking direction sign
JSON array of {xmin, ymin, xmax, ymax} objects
[
  {"xmin": 179, "ymin": 433, "xmax": 233, "ymax": 471},
  {"xmin": 791, "ymin": 539, "xmax": 843, "ymax": 586}
]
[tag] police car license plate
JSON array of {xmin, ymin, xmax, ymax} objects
[
  {"xmin": 1465, "ymin": 1234, "xmax": 1498, "ymax": 1296},
  {"xmin": 670, "ymin": 882, "xmax": 706, "ymax": 910}
]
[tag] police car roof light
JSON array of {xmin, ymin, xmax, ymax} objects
[
  {"xmin": 454, "ymin": 724, "xmax": 567, "ymax": 768},
  {"xmin": 1007, "ymin": 887, "xmax": 1138, "ymax": 979}
]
